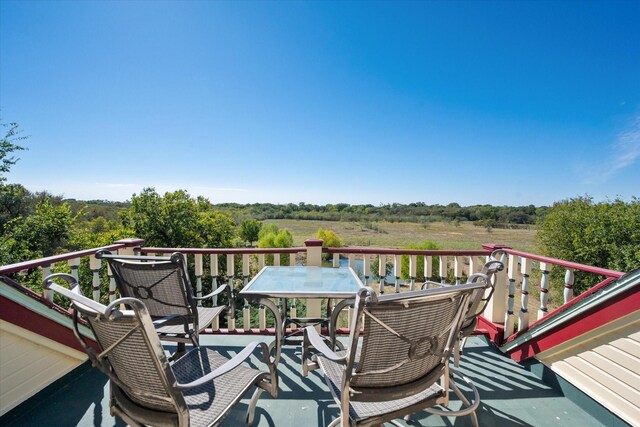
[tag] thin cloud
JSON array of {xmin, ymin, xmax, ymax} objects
[
  {"xmin": 580, "ymin": 115, "xmax": 640, "ymax": 183},
  {"xmin": 607, "ymin": 116, "xmax": 640, "ymax": 176}
]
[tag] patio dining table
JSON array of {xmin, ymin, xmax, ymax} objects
[{"xmin": 239, "ymin": 266, "xmax": 364, "ymax": 365}]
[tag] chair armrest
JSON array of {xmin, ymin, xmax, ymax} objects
[
  {"xmin": 194, "ymin": 283, "xmax": 229, "ymax": 300},
  {"xmin": 302, "ymin": 325, "xmax": 346, "ymax": 376},
  {"xmin": 152, "ymin": 314, "xmax": 193, "ymax": 335},
  {"xmin": 174, "ymin": 340, "xmax": 272, "ymax": 390},
  {"xmin": 194, "ymin": 283, "xmax": 235, "ymax": 319},
  {"xmin": 421, "ymin": 280, "xmax": 451, "ymax": 290}
]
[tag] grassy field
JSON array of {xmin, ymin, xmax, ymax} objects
[{"xmin": 263, "ymin": 219, "xmax": 538, "ymax": 252}]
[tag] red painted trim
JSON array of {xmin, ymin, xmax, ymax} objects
[
  {"xmin": 502, "ymin": 248, "xmax": 624, "ymax": 278},
  {"xmin": 304, "ymin": 239, "xmax": 324, "ymax": 247},
  {"xmin": 506, "ymin": 286, "xmax": 639, "ymax": 362},
  {"xmin": 0, "ymin": 239, "xmax": 144, "ymax": 275},
  {"xmin": 142, "ymin": 246, "xmax": 306, "ymax": 255},
  {"xmin": 477, "ymin": 315, "xmax": 504, "ymax": 345},
  {"xmin": 0, "ymin": 295, "xmax": 97, "ymax": 353},
  {"xmin": 324, "ymin": 247, "xmax": 490, "ymax": 256}
]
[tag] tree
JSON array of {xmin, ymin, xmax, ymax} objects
[
  {"xmin": 1, "ymin": 198, "xmax": 74, "ymax": 265},
  {"xmin": 315, "ymin": 228, "xmax": 343, "ymax": 248},
  {"xmin": 1, "ymin": 120, "xmax": 27, "ymax": 182},
  {"xmin": 258, "ymin": 225, "xmax": 294, "ymax": 265},
  {"xmin": 239, "ymin": 219, "xmax": 262, "ymax": 246},
  {"xmin": 537, "ymin": 196, "xmax": 640, "ymax": 293},
  {"xmin": 121, "ymin": 188, "xmax": 235, "ymax": 248}
]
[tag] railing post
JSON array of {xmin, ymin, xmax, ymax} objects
[
  {"xmin": 564, "ymin": 268, "xmax": 575, "ymax": 303},
  {"xmin": 454, "ymin": 256, "xmax": 462, "ymax": 285},
  {"xmin": 483, "ymin": 255, "xmax": 507, "ymax": 323},
  {"xmin": 538, "ymin": 262, "xmax": 550, "ymax": 320},
  {"xmin": 305, "ymin": 239, "xmax": 323, "ymax": 330},
  {"xmin": 504, "ymin": 254, "xmax": 517, "ymax": 339},
  {"xmin": 519, "ymin": 257, "xmax": 532, "ymax": 332}
]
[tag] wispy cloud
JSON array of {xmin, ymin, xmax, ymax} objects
[
  {"xmin": 606, "ymin": 116, "xmax": 640, "ymax": 177},
  {"xmin": 580, "ymin": 115, "xmax": 640, "ymax": 184}
]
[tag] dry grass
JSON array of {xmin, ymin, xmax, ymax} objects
[{"xmin": 264, "ymin": 219, "xmax": 538, "ymax": 252}]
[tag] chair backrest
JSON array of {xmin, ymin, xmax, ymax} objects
[
  {"xmin": 98, "ymin": 251, "xmax": 195, "ymax": 320},
  {"xmin": 43, "ymin": 274, "xmax": 185, "ymax": 416},
  {"xmin": 344, "ymin": 282, "xmax": 484, "ymax": 400}
]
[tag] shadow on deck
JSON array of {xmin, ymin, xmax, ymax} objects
[{"xmin": 2, "ymin": 336, "xmax": 608, "ymax": 427}]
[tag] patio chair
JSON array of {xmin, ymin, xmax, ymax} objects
[
  {"xmin": 97, "ymin": 250, "xmax": 233, "ymax": 358},
  {"xmin": 43, "ymin": 273, "xmax": 277, "ymax": 427},
  {"xmin": 423, "ymin": 249, "xmax": 506, "ymax": 366},
  {"xmin": 302, "ymin": 281, "xmax": 486, "ymax": 427}
]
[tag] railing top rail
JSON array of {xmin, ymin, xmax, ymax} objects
[
  {"xmin": 140, "ymin": 246, "xmax": 306, "ymax": 255},
  {"xmin": 0, "ymin": 238, "xmax": 144, "ymax": 275},
  {"xmin": 323, "ymin": 247, "xmax": 491, "ymax": 256},
  {"xmin": 502, "ymin": 248, "xmax": 624, "ymax": 278}
]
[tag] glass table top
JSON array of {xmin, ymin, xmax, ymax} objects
[{"xmin": 239, "ymin": 266, "xmax": 364, "ymax": 298}]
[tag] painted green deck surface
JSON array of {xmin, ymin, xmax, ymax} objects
[{"xmin": 4, "ymin": 335, "xmax": 611, "ymax": 427}]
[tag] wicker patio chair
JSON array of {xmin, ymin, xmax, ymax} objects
[
  {"xmin": 43, "ymin": 273, "xmax": 277, "ymax": 427},
  {"xmin": 302, "ymin": 281, "xmax": 486, "ymax": 427},
  {"xmin": 97, "ymin": 250, "xmax": 233, "ymax": 358}
]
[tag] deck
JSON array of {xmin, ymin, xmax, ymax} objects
[{"xmin": 2, "ymin": 334, "xmax": 611, "ymax": 427}]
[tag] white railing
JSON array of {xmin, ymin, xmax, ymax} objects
[{"xmin": 0, "ymin": 239, "xmax": 625, "ymax": 341}]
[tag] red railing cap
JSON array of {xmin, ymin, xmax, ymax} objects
[{"xmin": 304, "ymin": 239, "xmax": 324, "ymax": 247}]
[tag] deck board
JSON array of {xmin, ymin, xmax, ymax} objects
[{"xmin": 2, "ymin": 335, "xmax": 611, "ymax": 427}]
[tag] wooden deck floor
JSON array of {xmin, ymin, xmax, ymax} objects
[{"xmin": 2, "ymin": 335, "xmax": 616, "ymax": 427}]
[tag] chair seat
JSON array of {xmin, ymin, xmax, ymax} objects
[
  {"xmin": 156, "ymin": 306, "xmax": 226, "ymax": 336},
  {"xmin": 317, "ymin": 352, "xmax": 445, "ymax": 422},
  {"xmin": 172, "ymin": 347, "xmax": 268, "ymax": 427}
]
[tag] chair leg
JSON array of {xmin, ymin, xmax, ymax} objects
[
  {"xmin": 423, "ymin": 368, "xmax": 480, "ymax": 426},
  {"xmin": 246, "ymin": 388, "xmax": 264, "ymax": 427}
]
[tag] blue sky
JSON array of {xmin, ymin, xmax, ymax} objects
[{"xmin": 1, "ymin": 0, "xmax": 638, "ymax": 206}]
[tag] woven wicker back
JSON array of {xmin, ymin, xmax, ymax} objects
[
  {"xmin": 75, "ymin": 301, "xmax": 179, "ymax": 413},
  {"xmin": 350, "ymin": 286, "xmax": 474, "ymax": 389},
  {"xmin": 107, "ymin": 255, "xmax": 194, "ymax": 319}
]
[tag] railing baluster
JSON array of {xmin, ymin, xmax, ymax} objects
[
  {"xmin": 564, "ymin": 268, "xmax": 575, "ymax": 303},
  {"xmin": 394, "ymin": 254, "xmax": 401, "ymax": 293},
  {"xmin": 504, "ymin": 254, "xmax": 517, "ymax": 339},
  {"xmin": 348, "ymin": 253, "xmax": 355, "ymax": 269},
  {"xmin": 409, "ymin": 255, "xmax": 417, "ymax": 291},
  {"xmin": 195, "ymin": 254, "xmax": 203, "ymax": 305},
  {"xmin": 107, "ymin": 261, "xmax": 116, "ymax": 303},
  {"xmin": 538, "ymin": 262, "xmax": 550, "ymax": 320},
  {"xmin": 90, "ymin": 255, "xmax": 101, "ymax": 302},
  {"xmin": 454, "ymin": 256, "xmax": 462, "ymax": 285},
  {"xmin": 258, "ymin": 253, "xmax": 265, "ymax": 270},
  {"xmin": 274, "ymin": 253, "xmax": 280, "ymax": 266},
  {"xmin": 363, "ymin": 254, "xmax": 371, "ymax": 286},
  {"xmin": 242, "ymin": 254, "xmax": 250, "ymax": 286},
  {"xmin": 42, "ymin": 264, "xmax": 52, "ymax": 302},
  {"xmin": 439, "ymin": 256, "xmax": 448, "ymax": 283},
  {"xmin": 378, "ymin": 254, "xmax": 386, "ymax": 294},
  {"xmin": 226, "ymin": 254, "xmax": 235, "ymax": 331},
  {"xmin": 425, "ymin": 255, "xmax": 432, "ymax": 281},
  {"xmin": 519, "ymin": 257, "xmax": 531, "ymax": 332},
  {"xmin": 68, "ymin": 258, "xmax": 80, "ymax": 281},
  {"xmin": 333, "ymin": 253, "xmax": 339, "ymax": 268}
]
